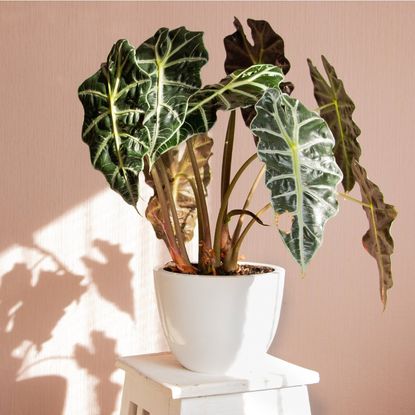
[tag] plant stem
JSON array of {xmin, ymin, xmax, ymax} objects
[
  {"xmin": 152, "ymin": 163, "xmax": 192, "ymax": 271},
  {"xmin": 156, "ymin": 159, "xmax": 191, "ymax": 266},
  {"xmin": 228, "ymin": 203, "xmax": 272, "ymax": 269},
  {"xmin": 213, "ymin": 153, "xmax": 258, "ymax": 267},
  {"xmin": 221, "ymin": 111, "xmax": 236, "ymax": 199},
  {"xmin": 232, "ymin": 165, "xmax": 265, "ymax": 245},
  {"xmin": 220, "ymin": 111, "xmax": 236, "ymax": 258},
  {"xmin": 186, "ymin": 139, "xmax": 212, "ymax": 251}
]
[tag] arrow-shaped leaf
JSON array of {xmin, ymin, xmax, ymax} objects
[
  {"xmin": 307, "ymin": 56, "xmax": 361, "ymax": 192},
  {"xmin": 251, "ymin": 89, "xmax": 343, "ymax": 269},
  {"xmin": 78, "ymin": 39, "xmax": 150, "ymax": 206},
  {"xmin": 185, "ymin": 64, "xmax": 284, "ymax": 134},
  {"xmin": 352, "ymin": 162, "xmax": 397, "ymax": 306},
  {"xmin": 135, "ymin": 26, "xmax": 209, "ymax": 165}
]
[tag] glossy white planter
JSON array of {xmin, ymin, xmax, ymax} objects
[{"xmin": 154, "ymin": 263, "xmax": 285, "ymax": 374}]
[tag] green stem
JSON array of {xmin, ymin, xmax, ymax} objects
[
  {"xmin": 213, "ymin": 153, "xmax": 258, "ymax": 267},
  {"xmin": 230, "ymin": 203, "xmax": 272, "ymax": 267}
]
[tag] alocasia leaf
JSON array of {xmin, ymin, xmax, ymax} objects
[
  {"xmin": 135, "ymin": 27, "xmax": 208, "ymax": 165},
  {"xmin": 308, "ymin": 56, "xmax": 361, "ymax": 192},
  {"xmin": 78, "ymin": 39, "xmax": 149, "ymax": 206},
  {"xmin": 251, "ymin": 89, "xmax": 343, "ymax": 269},
  {"xmin": 145, "ymin": 134, "xmax": 213, "ymax": 243},
  {"xmin": 79, "ymin": 26, "xmax": 284, "ymax": 208},
  {"xmin": 224, "ymin": 18, "xmax": 292, "ymax": 132},
  {"xmin": 352, "ymin": 162, "xmax": 397, "ymax": 306},
  {"xmin": 185, "ymin": 64, "xmax": 284, "ymax": 134}
]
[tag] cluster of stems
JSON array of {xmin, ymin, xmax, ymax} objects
[{"xmin": 150, "ymin": 111, "xmax": 269, "ymax": 275}]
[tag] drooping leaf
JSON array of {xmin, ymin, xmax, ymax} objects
[
  {"xmin": 251, "ymin": 89, "xmax": 343, "ymax": 269},
  {"xmin": 145, "ymin": 134, "xmax": 213, "ymax": 243},
  {"xmin": 307, "ymin": 56, "xmax": 361, "ymax": 192},
  {"xmin": 352, "ymin": 162, "xmax": 397, "ymax": 306},
  {"xmin": 224, "ymin": 18, "xmax": 292, "ymax": 134},
  {"xmin": 78, "ymin": 39, "xmax": 149, "ymax": 206},
  {"xmin": 135, "ymin": 27, "xmax": 208, "ymax": 165}
]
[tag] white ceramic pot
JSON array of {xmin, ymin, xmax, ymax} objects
[{"xmin": 154, "ymin": 262, "xmax": 285, "ymax": 374}]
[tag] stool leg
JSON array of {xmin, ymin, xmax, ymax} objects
[{"xmin": 120, "ymin": 375, "xmax": 146, "ymax": 415}]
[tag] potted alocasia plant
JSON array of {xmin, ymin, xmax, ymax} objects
[{"xmin": 78, "ymin": 18, "xmax": 397, "ymax": 374}]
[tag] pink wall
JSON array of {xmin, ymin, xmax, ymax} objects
[{"xmin": 1, "ymin": 2, "xmax": 414, "ymax": 414}]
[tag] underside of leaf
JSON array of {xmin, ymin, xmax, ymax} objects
[
  {"xmin": 307, "ymin": 56, "xmax": 361, "ymax": 192},
  {"xmin": 352, "ymin": 162, "xmax": 397, "ymax": 307},
  {"xmin": 251, "ymin": 89, "xmax": 343, "ymax": 269},
  {"xmin": 224, "ymin": 17, "xmax": 292, "ymax": 141}
]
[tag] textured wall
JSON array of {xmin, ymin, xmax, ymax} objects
[{"xmin": 0, "ymin": 2, "xmax": 414, "ymax": 414}]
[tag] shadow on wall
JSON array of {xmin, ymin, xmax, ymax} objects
[{"xmin": 0, "ymin": 239, "xmax": 134, "ymax": 415}]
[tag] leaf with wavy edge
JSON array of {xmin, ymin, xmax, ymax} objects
[
  {"xmin": 145, "ymin": 134, "xmax": 213, "ymax": 243},
  {"xmin": 251, "ymin": 89, "xmax": 343, "ymax": 269},
  {"xmin": 78, "ymin": 39, "xmax": 149, "ymax": 206},
  {"xmin": 185, "ymin": 64, "xmax": 284, "ymax": 136},
  {"xmin": 352, "ymin": 162, "xmax": 397, "ymax": 306},
  {"xmin": 224, "ymin": 17, "xmax": 292, "ymax": 135},
  {"xmin": 135, "ymin": 26, "xmax": 283, "ymax": 165},
  {"xmin": 135, "ymin": 27, "xmax": 208, "ymax": 165},
  {"xmin": 79, "ymin": 26, "xmax": 284, "ymax": 207},
  {"xmin": 224, "ymin": 17, "xmax": 291, "ymax": 75},
  {"xmin": 308, "ymin": 56, "xmax": 361, "ymax": 192}
]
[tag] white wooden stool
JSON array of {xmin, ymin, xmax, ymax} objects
[{"xmin": 117, "ymin": 352, "xmax": 319, "ymax": 415}]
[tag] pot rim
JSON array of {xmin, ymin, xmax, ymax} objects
[{"xmin": 154, "ymin": 261, "xmax": 285, "ymax": 279}]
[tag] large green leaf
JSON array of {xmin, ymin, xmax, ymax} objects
[
  {"xmin": 79, "ymin": 26, "xmax": 284, "ymax": 207},
  {"xmin": 185, "ymin": 64, "xmax": 284, "ymax": 133},
  {"xmin": 145, "ymin": 134, "xmax": 213, "ymax": 242},
  {"xmin": 224, "ymin": 18, "xmax": 293, "ymax": 133},
  {"xmin": 307, "ymin": 56, "xmax": 361, "ymax": 192},
  {"xmin": 135, "ymin": 27, "xmax": 208, "ymax": 165},
  {"xmin": 352, "ymin": 162, "xmax": 397, "ymax": 307},
  {"xmin": 251, "ymin": 89, "xmax": 343, "ymax": 269},
  {"xmin": 78, "ymin": 39, "xmax": 149, "ymax": 206}
]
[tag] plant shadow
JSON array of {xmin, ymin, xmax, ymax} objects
[
  {"xmin": 0, "ymin": 239, "xmax": 135, "ymax": 414},
  {"xmin": 0, "ymin": 260, "xmax": 85, "ymax": 414},
  {"xmin": 75, "ymin": 330, "xmax": 121, "ymax": 415},
  {"xmin": 82, "ymin": 239, "xmax": 135, "ymax": 320}
]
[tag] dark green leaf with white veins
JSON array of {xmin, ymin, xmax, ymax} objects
[
  {"xmin": 251, "ymin": 89, "xmax": 343, "ymax": 269},
  {"xmin": 185, "ymin": 64, "xmax": 284, "ymax": 134},
  {"xmin": 78, "ymin": 39, "xmax": 150, "ymax": 206},
  {"xmin": 308, "ymin": 56, "xmax": 361, "ymax": 192},
  {"xmin": 135, "ymin": 26, "xmax": 208, "ymax": 165}
]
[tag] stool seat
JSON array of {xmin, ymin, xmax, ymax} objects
[{"xmin": 117, "ymin": 352, "xmax": 319, "ymax": 415}]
